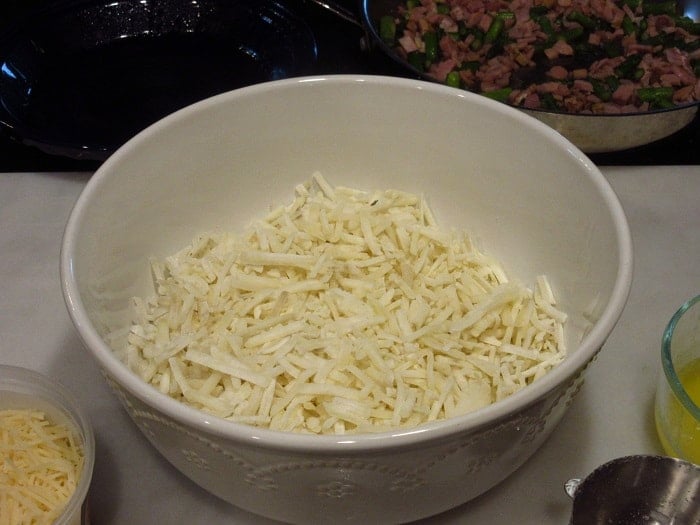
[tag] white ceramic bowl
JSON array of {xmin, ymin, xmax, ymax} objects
[{"xmin": 60, "ymin": 75, "xmax": 633, "ymax": 524}]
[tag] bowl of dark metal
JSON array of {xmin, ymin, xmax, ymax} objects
[
  {"xmin": 0, "ymin": 0, "xmax": 317, "ymax": 160},
  {"xmin": 565, "ymin": 455, "xmax": 700, "ymax": 525},
  {"xmin": 312, "ymin": 0, "xmax": 700, "ymax": 153}
]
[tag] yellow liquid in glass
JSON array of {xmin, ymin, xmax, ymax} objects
[{"xmin": 656, "ymin": 357, "xmax": 700, "ymax": 464}]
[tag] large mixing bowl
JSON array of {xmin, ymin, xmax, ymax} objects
[{"xmin": 60, "ymin": 75, "xmax": 633, "ymax": 524}]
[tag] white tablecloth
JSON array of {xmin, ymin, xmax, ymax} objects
[{"xmin": 1, "ymin": 166, "xmax": 699, "ymax": 524}]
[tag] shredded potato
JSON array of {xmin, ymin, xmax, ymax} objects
[{"xmin": 123, "ymin": 173, "xmax": 567, "ymax": 434}]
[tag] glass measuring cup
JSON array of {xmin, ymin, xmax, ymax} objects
[{"xmin": 655, "ymin": 295, "xmax": 700, "ymax": 464}]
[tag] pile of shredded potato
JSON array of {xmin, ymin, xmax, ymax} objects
[
  {"xmin": 123, "ymin": 173, "xmax": 567, "ymax": 434},
  {"xmin": 0, "ymin": 409, "xmax": 84, "ymax": 524}
]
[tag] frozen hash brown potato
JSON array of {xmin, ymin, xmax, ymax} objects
[{"xmin": 122, "ymin": 173, "xmax": 567, "ymax": 435}]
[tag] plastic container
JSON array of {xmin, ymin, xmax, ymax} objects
[{"xmin": 0, "ymin": 365, "xmax": 95, "ymax": 525}]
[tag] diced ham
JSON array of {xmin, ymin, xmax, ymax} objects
[
  {"xmin": 389, "ymin": 0, "xmax": 699, "ymax": 113},
  {"xmin": 547, "ymin": 65, "xmax": 569, "ymax": 80},
  {"xmin": 440, "ymin": 17, "xmax": 459, "ymax": 33},
  {"xmin": 538, "ymin": 81, "xmax": 570, "ymax": 97},
  {"xmin": 523, "ymin": 93, "xmax": 541, "ymax": 108},
  {"xmin": 572, "ymin": 69, "xmax": 588, "ymax": 80},
  {"xmin": 553, "ymin": 40, "xmax": 573, "ymax": 56},
  {"xmin": 467, "ymin": 12, "xmax": 483, "ymax": 27},
  {"xmin": 589, "ymin": 56, "xmax": 625, "ymax": 79},
  {"xmin": 627, "ymin": 43, "xmax": 655, "ymax": 54},
  {"xmin": 665, "ymin": 48, "xmax": 689, "ymax": 68},
  {"xmin": 544, "ymin": 40, "xmax": 573, "ymax": 60},
  {"xmin": 674, "ymin": 84, "xmax": 695, "ymax": 102},
  {"xmin": 588, "ymin": 32, "xmax": 602, "ymax": 46},
  {"xmin": 399, "ymin": 35, "xmax": 419, "ymax": 54},
  {"xmin": 660, "ymin": 73, "xmax": 681, "ymax": 87},
  {"xmin": 430, "ymin": 59, "xmax": 459, "ymax": 82},
  {"xmin": 478, "ymin": 14, "xmax": 493, "ymax": 33},
  {"xmin": 573, "ymin": 79, "xmax": 594, "ymax": 93},
  {"xmin": 477, "ymin": 56, "xmax": 515, "ymax": 90},
  {"xmin": 450, "ymin": 6, "xmax": 467, "ymax": 21},
  {"xmin": 611, "ymin": 83, "xmax": 636, "ymax": 105},
  {"xmin": 440, "ymin": 35, "xmax": 463, "ymax": 61}
]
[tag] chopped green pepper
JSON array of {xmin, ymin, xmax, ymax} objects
[
  {"xmin": 621, "ymin": 15, "xmax": 636, "ymax": 35},
  {"xmin": 529, "ymin": 5, "xmax": 550, "ymax": 16},
  {"xmin": 567, "ymin": 11, "xmax": 597, "ymax": 30},
  {"xmin": 605, "ymin": 75, "xmax": 621, "ymax": 92},
  {"xmin": 637, "ymin": 86, "xmax": 675, "ymax": 108},
  {"xmin": 540, "ymin": 92, "xmax": 560, "ymax": 110},
  {"xmin": 437, "ymin": 3, "xmax": 450, "ymax": 14},
  {"xmin": 675, "ymin": 16, "xmax": 700, "ymax": 35},
  {"xmin": 534, "ymin": 15, "xmax": 554, "ymax": 36},
  {"xmin": 446, "ymin": 71, "xmax": 461, "ymax": 87},
  {"xmin": 591, "ymin": 76, "xmax": 622, "ymax": 101},
  {"xmin": 407, "ymin": 51, "xmax": 426, "ymax": 72},
  {"xmin": 604, "ymin": 40, "xmax": 624, "ymax": 58},
  {"xmin": 642, "ymin": 0, "xmax": 677, "ymax": 16},
  {"xmin": 484, "ymin": 16, "xmax": 505, "ymax": 44},
  {"xmin": 379, "ymin": 16, "xmax": 396, "ymax": 44},
  {"xmin": 470, "ymin": 29, "xmax": 484, "ymax": 51},
  {"xmin": 482, "ymin": 87, "xmax": 512, "ymax": 103},
  {"xmin": 423, "ymin": 31, "xmax": 439, "ymax": 63},
  {"xmin": 639, "ymin": 19, "xmax": 648, "ymax": 33},
  {"xmin": 559, "ymin": 26, "xmax": 585, "ymax": 42},
  {"xmin": 615, "ymin": 53, "xmax": 643, "ymax": 79},
  {"xmin": 461, "ymin": 60, "xmax": 481, "ymax": 72}
]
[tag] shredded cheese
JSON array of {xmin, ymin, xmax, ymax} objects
[
  {"xmin": 0, "ymin": 409, "xmax": 84, "ymax": 524},
  {"xmin": 123, "ymin": 173, "xmax": 567, "ymax": 434}
]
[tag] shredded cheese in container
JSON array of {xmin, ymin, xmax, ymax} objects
[
  {"xmin": 0, "ymin": 409, "xmax": 84, "ymax": 524},
  {"xmin": 123, "ymin": 173, "xmax": 567, "ymax": 434}
]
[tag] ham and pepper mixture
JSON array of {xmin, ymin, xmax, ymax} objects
[{"xmin": 378, "ymin": 0, "xmax": 700, "ymax": 113}]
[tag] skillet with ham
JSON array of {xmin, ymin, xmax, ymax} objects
[{"xmin": 378, "ymin": 0, "xmax": 700, "ymax": 113}]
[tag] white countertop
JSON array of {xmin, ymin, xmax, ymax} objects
[{"xmin": 1, "ymin": 166, "xmax": 699, "ymax": 524}]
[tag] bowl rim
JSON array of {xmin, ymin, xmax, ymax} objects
[{"xmin": 60, "ymin": 74, "xmax": 634, "ymax": 452}]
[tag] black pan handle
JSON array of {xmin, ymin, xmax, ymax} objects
[{"xmin": 305, "ymin": 0, "xmax": 364, "ymax": 28}]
